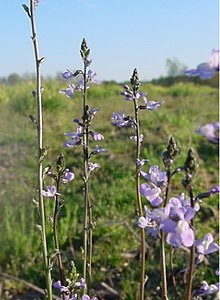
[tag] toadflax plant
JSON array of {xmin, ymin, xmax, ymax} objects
[
  {"xmin": 112, "ymin": 68, "xmax": 163, "ymax": 300},
  {"xmin": 59, "ymin": 38, "xmax": 107, "ymax": 294},
  {"xmin": 137, "ymin": 144, "xmax": 219, "ymax": 299},
  {"xmin": 22, "ymin": 1, "xmax": 53, "ymax": 299}
]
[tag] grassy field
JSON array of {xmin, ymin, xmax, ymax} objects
[{"xmin": 0, "ymin": 78, "xmax": 219, "ymax": 299}]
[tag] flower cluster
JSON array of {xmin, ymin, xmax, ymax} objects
[
  {"xmin": 112, "ymin": 69, "xmax": 163, "ymax": 145},
  {"xmin": 137, "ymin": 157, "xmax": 219, "ymax": 249},
  {"xmin": 54, "ymin": 280, "xmax": 98, "ymax": 300},
  {"xmin": 60, "ymin": 40, "xmax": 107, "ymax": 175},
  {"xmin": 184, "ymin": 49, "xmax": 219, "ymax": 80},
  {"xmin": 42, "ymin": 170, "xmax": 74, "ymax": 197}
]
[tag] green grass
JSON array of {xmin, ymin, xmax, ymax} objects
[{"xmin": 0, "ymin": 79, "xmax": 219, "ymax": 299}]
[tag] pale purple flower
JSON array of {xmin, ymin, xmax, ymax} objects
[
  {"xmin": 59, "ymin": 84, "xmax": 76, "ymax": 98},
  {"xmin": 137, "ymin": 206, "xmax": 158, "ymax": 237},
  {"xmin": 140, "ymin": 183, "xmax": 163, "ymax": 207},
  {"xmin": 195, "ymin": 122, "xmax": 219, "ymax": 144},
  {"xmin": 63, "ymin": 169, "xmax": 75, "ymax": 183},
  {"xmin": 90, "ymin": 132, "xmax": 104, "ymax": 141},
  {"xmin": 64, "ymin": 126, "xmax": 83, "ymax": 148},
  {"xmin": 120, "ymin": 88, "xmax": 133, "ymax": 101},
  {"xmin": 85, "ymin": 58, "xmax": 92, "ymax": 67},
  {"xmin": 136, "ymin": 158, "xmax": 149, "ymax": 168},
  {"xmin": 53, "ymin": 280, "xmax": 68, "ymax": 293},
  {"xmin": 130, "ymin": 134, "xmax": 144, "ymax": 143},
  {"xmin": 88, "ymin": 162, "xmax": 100, "ymax": 173},
  {"xmin": 92, "ymin": 145, "xmax": 108, "ymax": 154},
  {"xmin": 179, "ymin": 192, "xmax": 200, "ymax": 212},
  {"xmin": 87, "ymin": 70, "xmax": 99, "ymax": 84},
  {"xmin": 112, "ymin": 111, "xmax": 134, "ymax": 127},
  {"xmin": 167, "ymin": 197, "xmax": 195, "ymax": 222},
  {"xmin": 185, "ymin": 49, "xmax": 219, "ymax": 79},
  {"xmin": 62, "ymin": 69, "xmax": 76, "ymax": 79},
  {"xmin": 166, "ymin": 220, "xmax": 195, "ymax": 248},
  {"xmin": 139, "ymin": 97, "xmax": 163, "ymax": 111},
  {"xmin": 42, "ymin": 186, "xmax": 57, "ymax": 197},
  {"xmin": 75, "ymin": 278, "xmax": 86, "ymax": 289},
  {"xmin": 195, "ymin": 233, "xmax": 219, "ymax": 257},
  {"xmin": 156, "ymin": 197, "xmax": 195, "ymax": 247},
  {"xmin": 141, "ymin": 165, "xmax": 167, "ymax": 186},
  {"xmin": 194, "ymin": 281, "xmax": 219, "ymax": 296},
  {"xmin": 89, "ymin": 108, "xmax": 99, "ymax": 119},
  {"xmin": 34, "ymin": 0, "xmax": 39, "ymax": 6}
]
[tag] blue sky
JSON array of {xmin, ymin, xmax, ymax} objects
[{"xmin": 0, "ymin": 0, "xmax": 219, "ymax": 81}]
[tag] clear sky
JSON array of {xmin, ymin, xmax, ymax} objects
[{"xmin": 0, "ymin": 0, "xmax": 219, "ymax": 82}]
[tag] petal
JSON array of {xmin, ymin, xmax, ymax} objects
[{"xmin": 181, "ymin": 227, "xmax": 195, "ymax": 247}]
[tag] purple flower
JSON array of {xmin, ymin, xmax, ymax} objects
[
  {"xmin": 59, "ymin": 84, "xmax": 76, "ymax": 98},
  {"xmin": 63, "ymin": 169, "xmax": 75, "ymax": 183},
  {"xmin": 42, "ymin": 186, "xmax": 58, "ymax": 197},
  {"xmin": 195, "ymin": 233, "xmax": 219, "ymax": 257},
  {"xmin": 88, "ymin": 162, "xmax": 100, "ymax": 173},
  {"xmin": 112, "ymin": 111, "xmax": 134, "ymax": 127},
  {"xmin": 34, "ymin": 0, "xmax": 39, "ymax": 6},
  {"xmin": 64, "ymin": 126, "xmax": 83, "ymax": 148},
  {"xmin": 136, "ymin": 158, "xmax": 149, "ymax": 168},
  {"xmin": 179, "ymin": 192, "xmax": 200, "ymax": 212},
  {"xmin": 139, "ymin": 97, "xmax": 163, "ymax": 111},
  {"xmin": 87, "ymin": 70, "xmax": 99, "ymax": 84},
  {"xmin": 53, "ymin": 280, "xmax": 68, "ymax": 293},
  {"xmin": 155, "ymin": 197, "xmax": 195, "ymax": 247},
  {"xmin": 195, "ymin": 122, "xmax": 219, "ymax": 144},
  {"xmin": 166, "ymin": 220, "xmax": 195, "ymax": 248},
  {"xmin": 140, "ymin": 183, "xmax": 163, "ymax": 207},
  {"xmin": 89, "ymin": 131, "xmax": 104, "ymax": 141},
  {"xmin": 92, "ymin": 145, "xmax": 108, "ymax": 155},
  {"xmin": 89, "ymin": 108, "xmax": 99, "ymax": 119},
  {"xmin": 75, "ymin": 278, "xmax": 86, "ymax": 289},
  {"xmin": 137, "ymin": 206, "xmax": 158, "ymax": 237},
  {"xmin": 185, "ymin": 49, "xmax": 219, "ymax": 79},
  {"xmin": 62, "ymin": 69, "xmax": 76, "ymax": 79},
  {"xmin": 141, "ymin": 165, "xmax": 167, "ymax": 187},
  {"xmin": 194, "ymin": 281, "xmax": 219, "ymax": 296}
]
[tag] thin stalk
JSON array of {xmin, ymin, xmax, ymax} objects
[
  {"xmin": 133, "ymin": 100, "xmax": 145, "ymax": 300},
  {"xmin": 29, "ymin": 1, "xmax": 52, "ymax": 299},
  {"xmin": 170, "ymin": 248, "xmax": 178, "ymax": 300},
  {"xmin": 160, "ymin": 231, "xmax": 168, "ymax": 300},
  {"xmin": 82, "ymin": 63, "xmax": 90, "ymax": 293},
  {"xmin": 53, "ymin": 174, "xmax": 65, "ymax": 286},
  {"xmin": 160, "ymin": 169, "xmax": 171, "ymax": 300},
  {"xmin": 184, "ymin": 187, "xmax": 195, "ymax": 300}
]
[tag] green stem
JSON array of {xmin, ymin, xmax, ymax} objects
[
  {"xmin": 29, "ymin": 1, "xmax": 52, "ymax": 299},
  {"xmin": 53, "ymin": 175, "xmax": 65, "ymax": 286},
  {"xmin": 170, "ymin": 248, "xmax": 178, "ymax": 300},
  {"xmin": 160, "ymin": 168, "xmax": 171, "ymax": 300},
  {"xmin": 133, "ymin": 99, "xmax": 145, "ymax": 300},
  {"xmin": 82, "ymin": 63, "xmax": 90, "ymax": 294},
  {"xmin": 184, "ymin": 187, "xmax": 195, "ymax": 300}
]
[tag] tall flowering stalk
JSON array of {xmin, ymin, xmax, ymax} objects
[
  {"xmin": 112, "ymin": 69, "xmax": 162, "ymax": 299},
  {"xmin": 182, "ymin": 149, "xmax": 197, "ymax": 300},
  {"xmin": 60, "ymin": 39, "xmax": 107, "ymax": 293},
  {"xmin": 22, "ymin": 1, "xmax": 52, "ymax": 299},
  {"xmin": 161, "ymin": 137, "xmax": 180, "ymax": 298}
]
